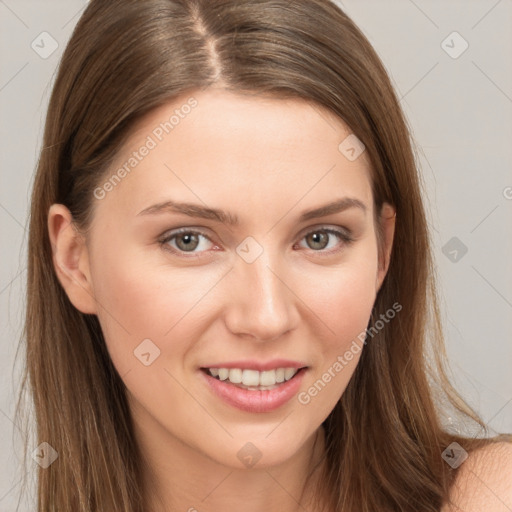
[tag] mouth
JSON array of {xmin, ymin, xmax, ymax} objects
[
  {"xmin": 199, "ymin": 364, "xmax": 309, "ymax": 413},
  {"xmin": 200, "ymin": 366, "xmax": 307, "ymax": 391}
]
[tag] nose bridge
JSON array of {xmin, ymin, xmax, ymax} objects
[{"xmin": 226, "ymin": 243, "xmax": 297, "ymax": 340}]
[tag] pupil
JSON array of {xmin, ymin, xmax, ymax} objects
[
  {"xmin": 178, "ymin": 233, "xmax": 198, "ymax": 251},
  {"xmin": 309, "ymin": 231, "xmax": 327, "ymax": 249}
]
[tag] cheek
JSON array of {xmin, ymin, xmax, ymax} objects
[
  {"xmin": 296, "ymin": 248, "xmax": 378, "ymax": 404},
  {"xmin": 302, "ymin": 255, "xmax": 378, "ymax": 340},
  {"xmin": 88, "ymin": 246, "xmax": 228, "ymax": 371},
  {"xmin": 296, "ymin": 266, "xmax": 376, "ymax": 414}
]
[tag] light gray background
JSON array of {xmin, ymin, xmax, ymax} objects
[{"xmin": 1, "ymin": 1, "xmax": 511, "ymax": 510}]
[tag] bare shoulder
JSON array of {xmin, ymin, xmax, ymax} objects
[{"xmin": 442, "ymin": 440, "xmax": 512, "ymax": 512}]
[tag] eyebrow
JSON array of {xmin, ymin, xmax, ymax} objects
[{"xmin": 136, "ymin": 197, "xmax": 367, "ymax": 225}]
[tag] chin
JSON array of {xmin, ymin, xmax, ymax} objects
[{"xmin": 198, "ymin": 426, "xmax": 318, "ymax": 471}]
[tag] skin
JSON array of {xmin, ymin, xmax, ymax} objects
[{"xmin": 48, "ymin": 88, "xmax": 396, "ymax": 512}]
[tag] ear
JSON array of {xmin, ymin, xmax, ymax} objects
[
  {"xmin": 47, "ymin": 204, "xmax": 98, "ymax": 314},
  {"xmin": 375, "ymin": 202, "xmax": 396, "ymax": 293}
]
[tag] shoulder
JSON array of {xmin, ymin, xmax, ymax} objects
[{"xmin": 442, "ymin": 440, "xmax": 512, "ymax": 512}]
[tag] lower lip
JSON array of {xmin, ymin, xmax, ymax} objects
[{"xmin": 200, "ymin": 368, "xmax": 307, "ymax": 413}]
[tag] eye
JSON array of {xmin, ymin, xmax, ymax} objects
[
  {"xmin": 159, "ymin": 228, "xmax": 216, "ymax": 256},
  {"xmin": 295, "ymin": 227, "xmax": 354, "ymax": 254},
  {"xmin": 158, "ymin": 225, "xmax": 354, "ymax": 258}
]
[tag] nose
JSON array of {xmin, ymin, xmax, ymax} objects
[{"xmin": 223, "ymin": 249, "xmax": 299, "ymax": 342}]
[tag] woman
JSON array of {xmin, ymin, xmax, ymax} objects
[{"xmin": 18, "ymin": 0, "xmax": 512, "ymax": 511}]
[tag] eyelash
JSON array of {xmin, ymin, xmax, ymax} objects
[{"xmin": 158, "ymin": 226, "xmax": 354, "ymax": 259}]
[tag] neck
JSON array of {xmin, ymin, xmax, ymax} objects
[{"xmin": 138, "ymin": 422, "xmax": 328, "ymax": 512}]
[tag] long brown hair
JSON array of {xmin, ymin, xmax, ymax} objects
[{"xmin": 17, "ymin": 0, "xmax": 506, "ymax": 510}]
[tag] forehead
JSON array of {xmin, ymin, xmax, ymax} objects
[{"xmin": 94, "ymin": 88, "xmax": 374, "ymax": 224}]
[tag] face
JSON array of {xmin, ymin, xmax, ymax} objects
[{"xmin": 49, "ymin": 88, "xmax": 395, "ymax": 472}]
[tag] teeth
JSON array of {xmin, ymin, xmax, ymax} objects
[
  {"xmin": 284, "ymin": 368, "xmax": 297, "ymax": 380},
  {"xmin": 207, "ymin": 367, "xmax": 300, "ymax": 387},
  {"xmin": 259, "ymin": 370, "xmax": 276, "ymax": 386},
  {"xmin": 242, "ymin": 369, "xmax": 260, "ymax": 387},
  {"xmin": 228, "ymin": 368, "xmax": 242, "ymax": 384}
]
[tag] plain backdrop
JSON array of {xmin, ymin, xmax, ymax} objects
[{"xmin": 1, "ymin": 1, "xmax": 511, "ymax": 510}]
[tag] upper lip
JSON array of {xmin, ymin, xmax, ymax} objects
[{"xmin": 200, "ymin": 359, "xmax": 308, "ymax": 372}]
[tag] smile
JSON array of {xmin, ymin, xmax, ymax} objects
[{"xmin": 200, "ymin": 366, "xmax": 308, "ymax": 413}]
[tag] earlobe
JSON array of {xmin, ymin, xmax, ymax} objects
[
  {"xmin": 375, "ymin": 202, "xmax": 396, "ymax": 293},
  {"xmin": 47, "ymin": 204, "xmax": 98, "ymax": 314}
]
